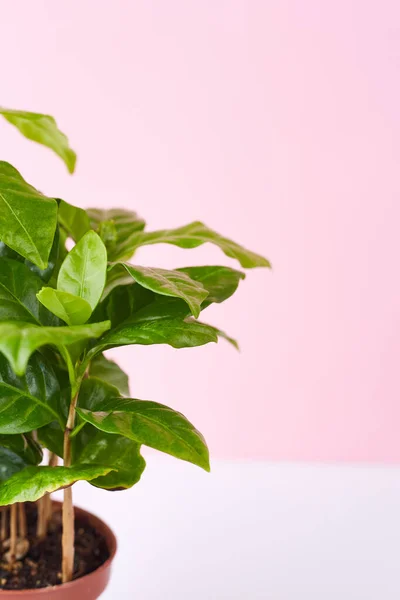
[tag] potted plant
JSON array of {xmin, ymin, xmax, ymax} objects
[{"xmin": 0, "ymin": 108, "xmax": 269, "ymax": 598}]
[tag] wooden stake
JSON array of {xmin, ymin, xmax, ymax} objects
[
  {"xmin": 9, "ymin": 505, "xmax": 17, "ymax": 565},
  {"xmin": 62, "ymin": 391, "xmax": 79, "ymax": 583}
]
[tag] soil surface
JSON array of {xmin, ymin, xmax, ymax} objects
[{"xmin": 0, "ymin": 502, "xmax": 110, "ymax": 590}]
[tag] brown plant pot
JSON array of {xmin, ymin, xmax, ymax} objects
[{"xmin": 0, "ymin": 501, "xmax": 117, "ymax": 600}]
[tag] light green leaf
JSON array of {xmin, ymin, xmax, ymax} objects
[
  {"xmin": 58, "ymin": 230, "xmax": 107, "ymax": 310},
  {"xmin": 0, "ymin": 353, "xmax": 61, "ymax": 433},
  {"xmin": 90, "ymin": 354, "xmax": 130, "ymax": 396},
  {"xmin": 77, "ymin": 395, "xmax": 210, "ymax": 471},
  {"xmin": 57, "ymin": 200, "xmax": 91, "ymax": 242},
  {"xmin": 87, "ymin": 208, "xmax": 145, "ymax": 258},
  {"xmin": 0, "ymin": 109, "xmax": 77, "ymax": 173},
  {"xmin": 0, "ymin": 162, "xmax": 58, "ymax": 269},
  {"xmin": 0, "ymin": 320, "xmax": 111, "ymax": 375},
  {"xmin": 37, "ymin": 287, "xmax": 92, "ymax": 326},
  {"xmin": 113, "ymin": 221, "xmax": 270, "ymax": 268},
  {"xmin": 0, "ymin": 434, "xmax": 43, "ymax": 483},
  {"xmin": 113, "ymin": 263, "xmax": 208, "ymax": 318},
  {"xmin": 0, "ymin": 464, "xmax": 113, "ymax": 505}
]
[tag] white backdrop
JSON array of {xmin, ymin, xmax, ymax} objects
[{"xmin": 57, "ymin": 458, "xmax": 400, "ymax": 599}]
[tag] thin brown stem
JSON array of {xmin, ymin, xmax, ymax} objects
[
  {"xmin": 18, "ymin": 504, "xmax": 27, "ymax": 539},
  {"xmin": 62, "ymin": 390, "xmax": 79, "ymax": 584},
  {"xmin": 36, "ymin": 498, "xmax": 47, "ymax": 540},
  {"xmin": 9, "ymin": 505, "xmax": 17, "ymax": 565},
  {"xmin": 1, "ymin": 509, "xmax": 7, "ymax": 541}
]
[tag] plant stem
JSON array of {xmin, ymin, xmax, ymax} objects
[
  {"xmin": 9, "ymin": 505, "xmax": 17, "ymax": 565},
  {"xmin": 1, "ymin": 509, "xmax": 7, "ymax": 541},
  {"xmin": 36, "ymin": 498, "xmax": 47, "ymax": 540},
  {"xmin": 18, "ymin": 504, "xmax": 27, "ymax": 539},
  {"xmin": 62, "ymin": 390, "xmax": 79, "ymax": 584}
]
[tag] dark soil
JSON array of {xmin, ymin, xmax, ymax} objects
[{"xmin": 0, "ymin": 503, "xmax": 110, "ymax": 590}]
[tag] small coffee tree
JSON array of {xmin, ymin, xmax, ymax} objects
[{"xmin": 0, "ymin": 109, "xmax": 269, "ymax": 584}]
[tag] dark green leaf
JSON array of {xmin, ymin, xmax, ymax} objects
[
  {"xmin": 0, "ymin": 162, "xmax": 58, "ymax": 268},
  {"xmin": 0, "ymin": 465, "xmax": 113, "ymax": 505},
  {"xmin": 0, "ymin": 258, "xmax": 48, "ymax": 324},
  {"xmin": 0, "ymin": 434, "xmax": 43, "ymax": 483},
  {"xmin": 113, "ymin": 221, "xmax": 270, "ymax": 268},
  {"xmin": 77, "ymin": 396, "xmax": 210, "ymax": 471},
  {"xmin": 178, "ymin": 266, "xmax": 245, "ymax": 307},
  {"xmin": 74, "ymin": 429, "xmax": 145, "ymax": 490},
  {"xmin": 24, "ymin": 227, "xmax": 60, "ymax": 283},
  {"xmin": 58, "ymin": 231, "xmax": 107, "ymax": 311},
  {"xmin": 93, "ymin": 317, "xmax": 218, "ymax": 355},
  {"xmin": 0, "ymin": 320, "xmax": 111, "ymax": 375},
  {"xmin": 90, "ymin": 354, "xmax": 130, "ymax": 396},
  {"xmin": 0, "ymin": 353, "xmax": 61, "ymax": 433},
  {"xmin": 112, "ymin": 263, "xmax": 208, "ymax": 318},
  {"xmin": 122, "ymin": 265, "xmax": 246, "ymax": 323},
  {"xmin": 0, "ymin": 109, "xmax": 77, "ymax": 173},
  {"xmin": 57, "ymin": 200, "xmax": 91, "ymax": 242},
  {"xmin": 37, "ymin": 288, "xmax": 92, "ymax": 326}
]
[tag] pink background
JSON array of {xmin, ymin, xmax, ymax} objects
[{"xmin": 1, "ymin": 1, "xmax": 399, "ymax": 461}]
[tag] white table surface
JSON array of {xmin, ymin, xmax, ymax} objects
[{"xmin": 64, "ymin": 458, "xmax": 400, "ymax": 599}]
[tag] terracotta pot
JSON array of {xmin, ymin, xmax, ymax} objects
[{"xmin": 0, "ymin": 501, "xmax": 117, "ymax": 600}]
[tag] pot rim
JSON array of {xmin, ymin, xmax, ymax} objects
[{"xmin": 0, "ymin": 500, "xmax": 117, "ymax": 596}]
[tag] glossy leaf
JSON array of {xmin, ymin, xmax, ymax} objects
[
  {"xmin": 0, "ymin": 434, "xmax": 43, "ymax": 483},
  {"xmin": 90, "ymin": 354, "xmax": 130, "ymax": 396},
  {"xmin": 37, "ymin": 287, "xmax": 92, "ymax": 326},
  {"xmin": 123, "ymin": 265, "xmax": 246, "ymax": 323},
  {"xmin": 0, "ymin": 109, "xmax": 77, "ymax": 173},
  {"xmin": 24, "ymin": 226, "xmax": 60, "ymax": 283},
  {"xmin": 113, "ymin": 221, "xmax": 270, "ymax": 268},
  {"xmin": 77, "ymin": 396, "xmax": 210, "ymax": 471},
  {"xmin": 0, "ymin": 258, "xmax": 47, "ymax": 324},
  {"xmin": 0, "ymin": 465, "xmax": 113, "ymax": 506},
  {"xmin": 57, "ymin": 200, "xmax": 91, "ymax": 242},
  {"xmin": 114, "ymin": 263, "xmax": 208, "ymax": 318},
  {"xmin": 94, "ymin": 317, "xmax": 218, "ymax": 355},
  {"xmin": 0, "ymin": 162, "xmax": 58, "ymax": 269},
  {"xmin": 0, "ymin": 353, "xmax": 61, "ymax": 433},
  {"xmin": 58, "ymin": 230, "xmax": 107, "ymax": 310},
  {"xmin": 87, "ymin": 208, "xmax": 145, "ymax": 258},
  {"xmin": 179, "ymin": 266, "xmax": 245, "ymax": 307},
  {"xmin": 0, "ymin": 320, "xmax": 111, "ymax": 375}
]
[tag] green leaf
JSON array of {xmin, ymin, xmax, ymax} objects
[
  {"xmin": 113, "ymin": 221, "xmax": 270, "ymax": 268},
  {"xmin": 24, "ymin": 226, "xmax": 60, "ymax": 283},
  {"xmin": 0, "ymin": 162, "xmax": 58, "ymax": 269},
  {"xmin": 87, "ymin": 208, "xmax": 145, "ymax": 258},
  {"xmin": 37, "ymin": 287, "xmax": 92, "ymax": 326},
  {"xmin": 93, "ymin": 317, "xmax": 218, "ymax": 355},
  {"xmin": 121, "ymin": 265, "xmax": 246, "ymax": 324},
  {"xmin": 58, "ymin": 230, "xmax": 107, "ymax": 310},
  {"xmin": 179, "ymin": 266, "xmax": 245, "ymax": 307},
  {"xmin": 0, "ymin": 434, "xmax": 43, "ymax": 483},
  {"xmin": 0, "ymin": 320, "xmax": 111, "ymax": 375},
  {"xmin": 77, "ymin": 396, "xmax": 210, "ymax": 471},
  {"xmin": 0, "ymin": 465, "xmax": 113, "ymax": 505},
  {"xmin": 112, "ymin": 263, "xmax": 208, "ymax": 318},
  {"xmin": 0, "ymin": 258, "xmax": 54, "ymax": 324},
  {"xmin": 0, "ymin": 353, "xmax": 61, "ymax": 433},
  {"xmin": 57, "ymin": 200, "xmax": 91, "ymax": 242},
  {"xmin": 75, "ymin": 429, "xmax": 145, "ymax": 491},
  {"xmin": 90, "ymin": 354, "xmax": 130, "ymax": 396},
  {"xmin": 0, "ymin": 109, "xmax": 77, "ymax": 173}
]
